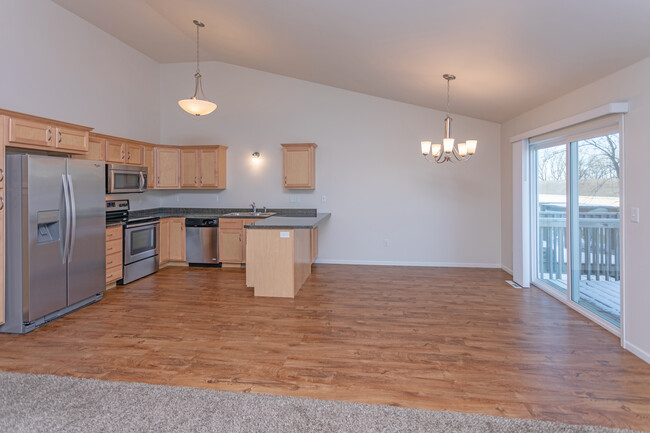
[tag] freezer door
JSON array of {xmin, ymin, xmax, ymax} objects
[
  {"xmin": 23, "ymin": 155, "xmax": 68, "ymax": 322},
  {"xmin": 66, "ymin": 159, "xmax": 106, "ymax": 305}
]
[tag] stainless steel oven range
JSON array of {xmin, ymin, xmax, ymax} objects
[{"xmin": 121, "ymin": 216, "xmax": 160, "ymax": 284}]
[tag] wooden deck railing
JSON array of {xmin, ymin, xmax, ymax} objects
[{"xmin": 537, "ymin": 207, "xmax": 620, "ymax": 282}]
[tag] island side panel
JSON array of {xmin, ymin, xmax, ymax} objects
[
  {"xmin": 247, "ymin": 229, "xmax": 296, "ymax": 297},
  {"xmin": 293, "ymin": 229, "xmax": 311, "ymax": 295}
]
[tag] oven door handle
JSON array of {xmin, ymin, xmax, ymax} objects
[{"xmin": 125, "ymin": 221, "xmax": 160, "ymax": 229}]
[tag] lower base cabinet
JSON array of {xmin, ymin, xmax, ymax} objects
[
  {"xmin": 160, "ymin": 218, "xmax": 186, "ymax": 265},
  {"xmin": 106, "ymin": 226, "xmax": 123, "ymax": 285},
  {"xmin": 218, "ymin": 218, "xmax": 261, "ymax": 266}
]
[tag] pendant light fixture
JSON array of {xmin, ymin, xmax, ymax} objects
[
  {"xmin": 178, "ymin": 20, "xmax": 217, "ymax": 116},
  {"xmin": 420, "ymin": 74, "xmax": 477, "ymax": 163}
]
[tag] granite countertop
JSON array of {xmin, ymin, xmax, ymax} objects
[
  {"xmin": 245, "ymin": 213, "xmax": 331, "ymax": 230},
  {"xmin": 127, "ymin": 207, "xmax": 317, "ymax": 220}
]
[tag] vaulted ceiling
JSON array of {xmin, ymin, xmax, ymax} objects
[{"xmin": 51, "ymin": 0, "xmax": 650, "ymax": 122}]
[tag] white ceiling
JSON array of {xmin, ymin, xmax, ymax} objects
[{"xmin": 51, "ymin": 0, "xmax": 650, "ymax": 123}]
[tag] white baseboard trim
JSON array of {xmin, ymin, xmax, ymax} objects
[
  {"xmin": 623, "ymin": 340, "xmax": 650, "ymax": 364},
  {"xmin": 501, "ymin": 265, "xmax": 513, "ymax": 275},
  {"xmin": 313, "ymin": 259, "xmax": 502, "ymax": 269}
]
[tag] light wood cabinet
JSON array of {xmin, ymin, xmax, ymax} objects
[
  {"xmin": 160, "ymin": 219, "xmax": 170, "ymax": 264},
  {"xmin": 159, "ymin": 218, "xmax": 185, "ymax": 264},
  {"xmin": 169, "ymin": 218, "xmax": 186, "ymax": 261},
  {"xmin": 310, "ymin": 227, "xmax": 319, "ymax": 264},
  {"xmin": 55, "ymin": 125, "xmax": 88, "ymax": 152},
  {"xmin": 8, "ymin": 117, "xmax": 53, "ymax": 148},
  {"xmin": 106, "ymin": 226, "xmax": 123, "ymax": 285},
  {"xmin": 282, "ymin": 143, "xmax": 316, "ymax": 189},
  {"xmin": 74, "ymin": 135, "xmax": 105, "ymax": 161},
  {"xmin": 218, "ymin": 218, "xmax": 261, "ymax": 265},
  {"xmin": 7, "ymin": 115, "xmax": 90, "ymax": 154},
  {"xmin": 143, "ymin": 146, "xmax": 155, "ymax": 189},
  {"xmin": 180, "ymin": 146, "xmax": 227, "ymax": 189},
  {"xmin": 126, "ymin": 143, "xmax": 143, "ymax": 166},
  {"xmin": 181, "ymin": 149, "xmax": 199, "ymax": 187},
  {"xmin": 155, "ymin": 147, "xmax": 181, "ymax": 188},
  {"xmin": 106, "ymin": 140, "xmax": 126, "ymax": 163}
]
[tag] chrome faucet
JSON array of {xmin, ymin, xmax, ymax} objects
[{"xmin": 250, "ymin": 202, "xmax": 256, "ymax": 213}]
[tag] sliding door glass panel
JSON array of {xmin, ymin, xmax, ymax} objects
[
  {"xmin": 570, "ymin": 133, "xmax": 620, "ymax": 326},
  {"xmin": 535, "ymin": 144, "xmax": 568, "ymax": 293}
]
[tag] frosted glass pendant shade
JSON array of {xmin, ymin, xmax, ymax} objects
[
  {"xmin": 431, "ymin": 144, "xmax": 442, "ymax": 156},
  {"xmin": 458, "ymin": 142, "xmax": 468, "ymax": 156},
  {"xmin": 466, "ymin": 140, "xmax": 478, "ymax": 155},
  {"xmin": 421, "ymin": 141, "xmax": 432, "ymax": 155},
  {"xmin": 178, "ymin": 98, "xmax": 217, "ymax": 116},
  {"xmin": 443, "ymin": 138, "xmax": 454, "ymax": 153}
]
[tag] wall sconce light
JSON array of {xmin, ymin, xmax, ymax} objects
[{"xmin": 252, "ymin": 152, "xmax": 260, "ymax": 159}]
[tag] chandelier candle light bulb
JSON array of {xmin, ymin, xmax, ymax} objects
[{"xmin": 421, "ymin": 74, "xmax": 477, "ymax": 164}]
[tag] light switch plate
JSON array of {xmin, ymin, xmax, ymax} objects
[{"xmin": 631, "ymin": 207, "xmax": 640, "ymax": 223}]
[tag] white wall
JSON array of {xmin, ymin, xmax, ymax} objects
[
  {"xmin": 0, "ymin": 0, "xmax": 160, "ymax": 143},
  {"xmin": 160, "ymin": 61, "xmax": 502, "ymax": 267},
  {"xmin": 500, "ymin": 56, "xmax": 650, "ymax": 361}
]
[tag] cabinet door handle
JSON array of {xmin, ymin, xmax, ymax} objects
[
  {"xmin": 107, "ymin": 247, "xmax": 113, "ymax": 252},
  {"xmin": 284, "ymin": 176, "xmax": 287, "ymax": 184},
  {"xmin": 195, "ymin": 176, "xmax": 197, "ymax": 184},
  {"xmin": 239, "ymin": 234, "xmax": 242, "ymax": 241},
  {"xmin": 121, "ymin": 150, "xmax": 125, "ymax": 159},
  {"xmin": 47, "ymin": 129, "xmax": 52, "ymax": 142},
  {"xmin": 128, "ymin": 152, "xmax": 131, "ymax": 160},
  {"xmin": 0, "ymin": 168, "xmax": 4, "ymax": 182},
  {"xmin": 0, "ymin": 197, "xmax": 4, "ymax": 210},
  {"xmin": 57, "ymin": 130, "xmax": 62, "ymax": 143}
]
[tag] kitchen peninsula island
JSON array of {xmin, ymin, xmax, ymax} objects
[{"xmin": 245, "ymin": 213, "xmax": 330, "ymax": 297}]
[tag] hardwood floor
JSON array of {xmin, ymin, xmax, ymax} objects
[{"xmin": 0, "ymin": 265, "xmax": 649, "ymax": 430}]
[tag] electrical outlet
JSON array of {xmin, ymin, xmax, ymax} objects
[
  {"xmin": 631, "ymin": 207, "xmax": 640, "ymax": 223},
  {"xmin": 290, "ymin": 195, "xmax": 300, "ymax": 203},
  {"xmin": 383, "ymin": 239, "xmax": 390, "ymax": 247},
  {"xmin": 321, "ymin": 195, "xmax": 327, "ymax": 203}
]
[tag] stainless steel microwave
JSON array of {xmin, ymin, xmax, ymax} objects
[{"xmin": 106, "ymin": 164, "xmax": 148, "ymax": 194}]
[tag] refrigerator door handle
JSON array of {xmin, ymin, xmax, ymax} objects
[
  {"xmin": 67, "ymin": 174, "xmax": 77, "ymax": 262},
  {"xmin": 61, "ymin": 174, "xmax": 71, "ymax": 264}
]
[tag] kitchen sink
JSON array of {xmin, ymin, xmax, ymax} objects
[{"xmin": 223, "ymin": 212, "xmax": 275, "ymax": 217}]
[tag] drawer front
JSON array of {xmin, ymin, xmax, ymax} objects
[
  {"xmin": 106, "ymin": 238, "xmax": 122, "ymax": 255},
  {"xmin": 106, "ymin": 226, "xmax": 122, "ymax": 241},
  {"xmin": 106, "ymin": 265, "xmax": 123, "ymax": 284},
  {"xmin": 219, "ymin": 218, "xmax": 244, "ymax": 229},
  {"xmin": 105, "ymin": 251, "xmax": 122, "ymax": 269}
]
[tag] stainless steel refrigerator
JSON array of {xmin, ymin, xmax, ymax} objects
[{"xmin": 0, "ymin": 154, "xmax": 105, "ymax": 334}]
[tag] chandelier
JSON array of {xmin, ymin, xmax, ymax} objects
[
  {"xmin": 178, "ymin": 20, "xmax": 217, "ymax": 116},
  {"xmin": 420, "ymin": 74, "xmax": 477, "ymax": 163}
]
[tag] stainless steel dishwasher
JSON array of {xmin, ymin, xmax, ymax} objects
[{"xmin": 185, "ymin": 218, "xmax": 220, "ymax": 266}]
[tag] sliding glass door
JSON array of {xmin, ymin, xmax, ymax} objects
[
  {"xmin": 534, "ymin": 143, "xmax": 568, "ymax": 294},
  {"xmin": 570, "ymin": 133, "xmax": 621, "ymax": 326},
  {"xmin": 532, "ymin": 124, "xmax": 621, "ymax": 329}
]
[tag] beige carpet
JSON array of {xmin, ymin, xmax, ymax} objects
[{"xmin": 0, "ymin": 372, "xmax": 640, "ymax": 432}]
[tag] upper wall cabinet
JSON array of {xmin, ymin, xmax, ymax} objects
[
  {"xmin": 6, "ymin": 114, "xmax": 90, "ymax": 154},
  {"xmin": 155, "ymin": 147, "xmax": 181, "ymax": 189},
  {"xmin": 282, "ymin": 143, "xmax": 316, "ymax": 189},
  {"xmin": 180, "ymin": 146, "xmax": 227, "ymax": 189}
]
